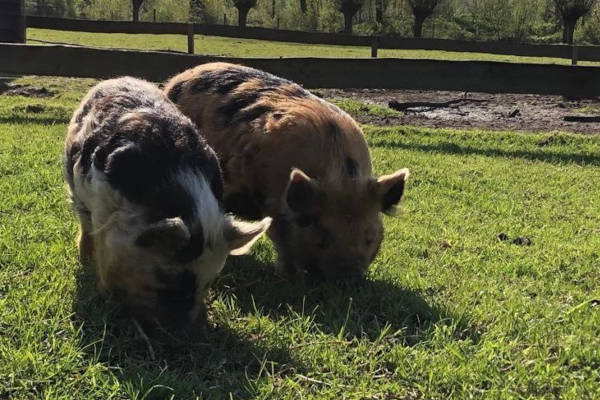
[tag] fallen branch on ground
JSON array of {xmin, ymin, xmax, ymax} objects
[
  {"xmin": 388, "ymin": 98, "xmax": 487, "ymax": 112},
  {"xmin": 563, "ymin": 115, "xmax": 600, "ymax": 123}
]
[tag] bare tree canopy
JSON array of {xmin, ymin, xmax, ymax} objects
[
  {"xmin": 408, "ymin": 0, "xmax": 441, "ymax": 38},
  {"xmin": 22, "ymin": 0, "xmax": 600, "ymax": 45},
  {"xmin": 233, "ymin": 0, "xmax": 258, "ymax": 28},
  {"xmin": 336, "ymin": 0, "xmax": 364, "ymax": 34},
  {"xmin": 375, "ymin": 0, "xmax": 387, "ymax": 24},
  {"xmin": 553, "ymin": 0, "xmax": 598, "ymax": 43}
]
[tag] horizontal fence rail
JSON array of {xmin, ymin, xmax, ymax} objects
[
  {"xmin": 1, "ymin": 43, "xmax": 600, "ymax": 96},
  {"xmin": 25, "ymin": 16, "xmax": 600, "ymax": 63}
]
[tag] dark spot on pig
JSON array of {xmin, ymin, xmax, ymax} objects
[
  {"xmin": 193, "ymin": 66, "xmax": 291, "ymax": 95},
  {"xmin": 345, "ymin": 157, "xmax": 357, "ymax": 178},
  {"xmin": 92, "ymin": 88, "xmax": 105, "ymax": 99},
  {"xmin": 166, "ymin": 81, "xmax": 184, "ymax": 103},
  {"xmin": 234, "ymin": 105, "xmax": 273, "ymax": 123},
  {"xmin": 327, "ymin": 121, "xmax": 340, "ymax": 141},
  {"xmin": 218, "ymin": 92, "xmax": 260, "ymax": 123},
  {"xmin": 75, "ymin": 102, "xmax": 92, "ymax": 123}
]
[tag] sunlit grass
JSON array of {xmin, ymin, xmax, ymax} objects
[
  {"xmin": 27, "ymin": 28, "xmax": 600, "ymax": 66},
  {"xmin": 1, "ymin": 77, "xmax": 599, "ymax": 399}
]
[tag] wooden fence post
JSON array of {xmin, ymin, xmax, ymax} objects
[
  {"xmin": 0, "ymin": 0, "xmax": 26, "ymax": 43},
  {"xmin": 187, "ymin": 22, "xmax": 194, "ymax": 54},
  {"xmin": 371, "ymin": 36, "xmax": 379, "ymax": 58},
  {"xmin": 571, "ymin": 45, "xmax": 578, "ymax": 66}
]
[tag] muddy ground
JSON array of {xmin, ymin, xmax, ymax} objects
[
  {"xmin": 2, "ymin": 76, "xmax": 599, "ymax": 134},
  {"xmin": 321, "ymin": 89, "xmax": 600, "ymax": 135}
]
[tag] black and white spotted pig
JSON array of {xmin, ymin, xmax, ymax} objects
[{"xmin": 63, "ymin": 77, "xmax": 270, "ymax": 330}]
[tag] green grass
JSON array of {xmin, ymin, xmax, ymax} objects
[
  {"xmin": 575, "ymin": 106, "xmax": 600, "ymax": 114},
  {"xmin": 329, "ymin": 98, "xmax": 402, "ymax": 119},
  {"xmin": 27, "ymin": 28, "xmax": 600, "ymax": 66},
  {"xmin": 1, "ymin": 77, "xmax": 600, "ymax": 399}
]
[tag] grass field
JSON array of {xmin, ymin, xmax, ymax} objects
[
  {"xmin": 26, "ymin": 28, "xmax": 600, "ymax": 67},
  {"xmin": 1, "ymin": 76, "xmax": 600, "ymax": 399}
]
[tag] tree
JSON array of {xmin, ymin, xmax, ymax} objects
[
  {"xmin": 336, "ymin": 0, "xmax": 364, "ymax": 34},
  {"xmin": 375, "ymin": 0, "xmax": 386, "ymax": 24},
  {"xmin": 132, "ymin": 0, "xmax": 144, "ymax": 21},
  {"xmin": 408, "ymin": 0, "xmax": 441, "ymax": 38},
  {"xmin": 300, "ymin": 0, "xmax": 307, "ymax": 13},
  {"xmin": 553, "ymin": 0, "xmax": 598, "ymax": 44},
  {"xmin": 233, "ymin": 0, "xmax": 258, "ymax": 28},
  {"xmin": 190, "ymin": 0, "xmax": 206, "ymax": 22}
]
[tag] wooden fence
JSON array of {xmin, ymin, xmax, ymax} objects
[
  {"xmin": 1, "ymin": 0, "xmax": 25, "ymax": 43},
  {"xmin": 25, "ymin": 15, "xmax": 600, "ymax": 63},
  {"xmin": 2, "ymin": 43, "xmax": 600, "ymax": 97}
]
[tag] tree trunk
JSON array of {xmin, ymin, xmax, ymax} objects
[
  {"xmin": 413, "ymin": 13, "xmax": 426, "ymax": 38},
  {"xmin": 563, "ymin": 16, "xmax": 578, "ymax": 44},
  {"xmin": 376, "ymin": 1, "xmax": 384, "ymax": 24},
  {"xmin": 238, "ymin": 6, "xmax": 250, "ymax": 28},
  {"xmin": 300, "ymin": 0, "xmax": 307, "ymax": 13},
  {"xmin": 343, "ymin": 10, "xmax": 353, "ymax": 34},
  {"xmin": 132, "ymin": 0, "xmax": 144, "ymax": 22}
]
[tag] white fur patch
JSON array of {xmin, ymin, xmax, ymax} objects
[
  {"xmin": 174, "ymin": 169, "xmax": 225, "ymax": 248},
  {"xmin": 174, "ymin": 169, "xmax": 229, "ymax": 321}
]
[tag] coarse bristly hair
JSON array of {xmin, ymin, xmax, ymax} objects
[
  {"xmin": 164, "ymin": 63, "xmax": 409, "ymax": 281},
  {"xmin": 64, "ymin": 76, "xmax": 270, "ymax": 332}
]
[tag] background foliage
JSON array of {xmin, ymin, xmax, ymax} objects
[{"xmin": 23, "ymin": 0, "xmax": 600, "ymax": 44}]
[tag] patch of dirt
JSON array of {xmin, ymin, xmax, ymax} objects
[
  {"xmin": 322, "ymin": 89, "xmax": 600, "ymax": 134},
  {"xmin": 0, "ymin": 83, "xmax": 56, "ymax": 98}
]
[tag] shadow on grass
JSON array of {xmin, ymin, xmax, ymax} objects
[
  {"xmin": 72, "ymin": 263, "xmax": 300, "ymax": 400},
  {"xmin": 219, "ymin": 255, "xmax": 480, "ymax": 347},
  {"xmin": 72, "ymin": 251, "xmax": 479, "ymax": 398},
  {"xmin": 370, "ymin": 138, "xmax": 600, "ymax": 166}
]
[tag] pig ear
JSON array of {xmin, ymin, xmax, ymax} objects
[
  {"xmin": 376, "ymin": 168, "xmax": 410, "ymax": 215},
  {"xmin": 225, "ymin": 217, "xmax": 272, "ymax": 256},
  {"xmin": 135, "ymin": 217, "xmax": 191, "ymax": 249},
  {"xmin": 284, "ymin": 168, "xmax": 321, "ymax": 215}
]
